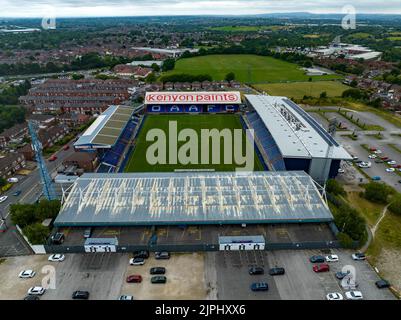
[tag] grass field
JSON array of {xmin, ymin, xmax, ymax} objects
[
  {"xmin": 162, "ymin": 54, "xmax": 341, "ymax": 83},
  {"xmin": 124, "ymin": 114, "xmax": 265, "ymax": 172},
  {"xmin": 253, "ymin": 81, "xmax": 349, "ymax": 99}
]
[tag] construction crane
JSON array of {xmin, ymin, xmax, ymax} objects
[{"xmin": 28, "ymin": 120, "xmax": 57, "ymax": 200}]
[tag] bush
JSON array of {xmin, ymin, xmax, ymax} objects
[
  {"xmin": 332, "ymin": 203, "xmax": 367, "ymax": 242},
  {"xmin": 10, "ymin": 204, "xmax": 37, "ymax": 228},
  {"xmin": 326, "ymin": 179, "xmax": 346, "ymax": 196},
  {"xmin": 389, "ymin": 193, "xmax": 401, "ymax": 216},
  {"xmin": 22, "ymin": 223, "xmax": 50, "ymax": 245},
  {"xmin": 337, "ymin": 232, "xmax": 354, "ymax": 249},
  {"xmin": 364, "ymin": 182, "xmax": 393, "ymax": 204},
  {"xmin": 225, "ymin": 72, "xmax": 235, "ymax": 82}
]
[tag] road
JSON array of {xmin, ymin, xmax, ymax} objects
[{"xmin": 0, "ymin": 141, "xmax": 76, "ymax": 257}]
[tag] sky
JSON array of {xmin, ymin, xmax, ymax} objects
[{"xmin": 1, "ymin": 0, "xmax": 401, "ymax": 18}]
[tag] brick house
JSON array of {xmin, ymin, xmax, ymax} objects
[{"xmin": 0, "ymin": 153, "xmax": 26, "ymax": 179}]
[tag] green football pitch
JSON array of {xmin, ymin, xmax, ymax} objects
[{"xmin": 124, "ymin": 114, "xmax": 265, "ymax": 172}]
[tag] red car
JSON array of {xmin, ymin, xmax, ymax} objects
[
  {"xmin": 381, "ymin": 156, "xmax": 389, "ymax": 160},
  {"xmin": 313, "ymin": 264, "xmax": 330, "ymax": 273},
  {"xmin": 63, "ymin": 145, "xmax": 70, "ymax": 151},
  {"xmin": 126, "ymin": 275, "xmax": 142, "ymax": 283},
  {"xmin": 49, "ymin": 155, "xmax": 57, "ymax": 162},
  {"xmin": 369, "ymin": 147, "xmax": 377, "ymax": 152}
]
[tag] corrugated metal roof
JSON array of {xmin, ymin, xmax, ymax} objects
[
  {"xmin": 54, "ymin": 171, "xmax": 333, "ymax": 227},
  {"xmin": 245, "ymin": 95, "xmax": 352, "ymax": 160}
]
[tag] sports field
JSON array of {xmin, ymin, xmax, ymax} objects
[
  {"xmin": 162, "ymin": 54, "xmax": 341, "ymax": 83},
  {"xmin": 124, "ymin": 114, "xmax": 265, "ymax": 172},
  {"xmin": 253, "ymin": 81, "xmax": 349, "ymax": 99}
]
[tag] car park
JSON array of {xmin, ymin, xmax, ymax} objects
[
  {"xmin": 352, "ymin": 252, "xmax": 366, "ymax": 261},
  {"xmin": 151, "ymin": 276, "xmax": 167, "ymax": 284},
  {"xmin": 12, "ymin": 190, "xmax": 22, "ymax": 196},
  {"xmin": 325, "ymin": 254, "xmax": 339, "ymax": 262},
  {"xmin": 345, "ymin": 291, "xmax": 363, "ymax": 300},
  {"xmin": 249, "ymin": 267, "xmax": 264, "ymax": 275},
  {"xmin": 375, "ymin": 280, "xmax": 390, "ymax": 289},
  {"xmin": 326, "ymin": 292, "xmax": 343, "ymax": 300},
  {"xmin": 155, "ymin": 251, "xmax": 170, "ymax": 259},
  {"xmin": 268, "ymin": 267, "xmax": 285, "ymax": 276},
  {"xmin": 72, "ymin": 291, "xmax": 90, "ymax": 299},
  {"xmin": 309, "ymin": 255, "xmax": 325, "ymax": 263},
  {"xmin": 118, "ymin": 295, "xmax": 134, "ymax": 300},
  {"xmin": 0, "ymin": 196, "xmax": 8, "ymax": 203},
  {"xmin": 313, "ymin": 263, "xmax": 330, "ymax": 273},
  {"xmin": 341, "ymin": 280, "xmax": 359, "ymax": 290},
  {"xmin": 19, "ymin": 270, "xmax": 36, "ymax": 278},
  {"xmin": 27, "ymin": 287, "xmax": 45, "ymax": 295},
  {"xmin": 48, "ymin": 254, "xmax": 65, "ymax": 262},
  {"xmin": 129, "ymin": 258, "xmax": 145, "ymax": 266},
  {"xmin": 134, "ymin": 250, "xmax": 149, "ymax": 259},
  {"xmin": 250, "ymin": 282, "xmax": 268, "ymax": 292},
  {"xmin": 126, "ymin": 275, "xmax": 143, "ymax": 283},
  {"xmin": 150, "ymin": 267, "xmax": 166, "ymax": 275}
]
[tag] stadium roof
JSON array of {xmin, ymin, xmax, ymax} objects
[
  {"xmin": 54, "ymin": 171, "xmax": 333, "ymax": 227},
  {"xmin": 245, "ymin": 95, "xmax": 352, "ymax": 160},
  {"xmin": 74, "ymin": 105, "xmax": 134, "ymax": 149},
  {"xmin": 145, "ymin": 91, "xmax": 241, "ymax": 105}
]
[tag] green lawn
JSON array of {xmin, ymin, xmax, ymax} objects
[
  {"xmin": 162, "ymin": 54, "xmax": 341, "ymax": 83},
  {"xmin": 124, "ymin": 114, "xmax": 264, "ymax": 172},
  {"xmin": 253, "ymin": 81, "xmax": 348, "ymax": 99}
]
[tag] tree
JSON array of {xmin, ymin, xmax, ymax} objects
[
  {"xmin": 22, "ymin": 223, "xmax": 49, "ymax": 245},
  {"xmin": 10, "ymin": 204, "xmax": 37, "ymax": 228},
  {"xmin": 389, "ymin": 193, "xmax": 401, "ymax": 216},
  {"xmin": 326, "ymin": 179, "xmax": 346, "ymax": 196},
  {"xmin": 0, "ymin": 178, "xmax": 6, "ymax": 188},
  {"xmin": 151, "ymin": 63, "xmax": 160, "ymax": 72},
  {"xmin": 162, "ymin": 58, "xmax": 175, "ymax": 71},
  {"xmin": 364, "ymin": 182, "xmax": 392, "ymax": 204},
  {"xmin": 145, "ymin": 72, "xmax": 157, "ymax": 83},
  {"xmin": 71, "ymin": 73, "xmax": 84, "ymax": 80},
  {"xmin": 225, "ymin": 72, "xmax": 236, "ymax": 82},
  {"xmin": 320, "ymin": 91, "xmax": 327, "ymax": 99}
]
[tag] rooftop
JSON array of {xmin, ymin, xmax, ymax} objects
[
  {"xmin": 74, "ymin": 105, "xmax": 134, "ymax": 149},
  {"xmin": 245, "ymin": 95, "xmax": 352, "ymax": 160},
  {"xmin": 54, "ymin": 171, "xmax": 333, "ymax": 227}
]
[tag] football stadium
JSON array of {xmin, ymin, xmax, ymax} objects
[{"xmin": 51, "ymin": 91, "xmax": 352, "ymax": 253}]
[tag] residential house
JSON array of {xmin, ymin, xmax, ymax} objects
[{"xmin": 0, "ymin": 153, "xmax": 26, "ymax": 179}]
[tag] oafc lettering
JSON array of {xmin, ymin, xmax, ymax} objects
[{"xmin": 199, "ymin": 305, "xmax": 246, "ymax": 317}]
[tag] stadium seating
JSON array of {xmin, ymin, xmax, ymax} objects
[{"xmin": 245, "ymin": 112, "xmax": 286, "ymax": 171}]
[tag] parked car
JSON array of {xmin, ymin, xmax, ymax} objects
[
  {"xmin": 27, "ymin": 287, "xmax": 45, "ymax": 295},
  {"xmin": 19, "ymin": 270, "xmax": 36, "ymax": 278},
  {"xmin": 24, "ymin": 295, "xmax": 40, "ymax": 300},
  {"xmin": 72, "ymin": 291, "xmax": 89, "ymax": 299},
  {"xmin": 249, "ymin": 267, "xmax": 264, "ymax": 275},
  {"xmin": 150, "ymin": 267, "xmax": 166, "ymax": 275},
  {"xmin": 48, "ymin": 254, "xmax": 65, "ymax": 262},
  {"xmin": 325, "ymin": 254, "xmax": 339, "ymax": 262},
  {"xmin": 268, "ymin": 267, "xmax": 285, "ymax": 276},
  {"xmin": 129, "ymin": 258, "xmax": 145, "ymax": 266},
  {"xmin": 326, "ymin": 292, "xmax": 344, "ymax": 300},
  {"xmin": 313, "ymin": 264, "xmax": 330, "ymax": 273},
  {"xmin": 345, "ymin": 291, "xmax": 363, "ymax": 300},
  {"xmin": 338, "ymin": 168, "xmax": 345, "ymax": 174},
  {"xmin": 375, "ymin": 280, "xmax": 390, "ymax": 289},
  {"xmin": 118, "ymin": 295, "xmax": 134, "ymax": 300},
  {"xmin": 83, "ymin": 228, "xmax": 92, "ymax": 238},
  {"xmin": 352, "ymin": 252, "xmax": 366, "ymax": 260},
  {"xmin": 155, "ymin": 251, "xmax": 170, "ymax": 259},
  {"xmin": 335, "ymin": 271, "xmax": 350, "ymax": 280},
  {"xmin": 309, "ymin": 255, "xmax": 325, "ymax": 263},
  {"xmin": 386, "ymin": 168, "xmax": 395, "ymax": 173},
  {"xmin": 49, "ymin": 155, "xmax": 57, "ymax": 162},
  {"xmin": 375, "ymin": 159, "xmax": 384, "ymax": 163},
  {"xmin": 387, "ymin": 160, "xmax": 397, "ymax": 165},
  {"xmin": 372, "ymin": 176, "xmax": 381, "ymax": 181},
  {"xmin": 63, "ymin": 145, "xmax": 70, "ymax": 151},
  {"xmin": 126, "ymin": 275, "xmax": 142, "ymax": 283},
  {"xmin": 0, "ymin": 196, "xmax": 8, "ymax": 203},
  {"xmin": 50, "ymin": 232, "xmax": 65, "ymax": 245},
  {"xmin": 12, "ymin": 190, "xmax": 22, "ymax": 196},
  {"xmin": 250, "ymin": 282, "xmax": 268, "ymax": 292},
  {"xmin": 7, "ymin": 177, "xmax": 19, "ymax": 183},
  {"xmin": 151, "ymin": 276, "xmax": 167, "ymax": 284},
  {"xmin": 134, "ymin": 250, "xmax": 149, "ymax": 259}
]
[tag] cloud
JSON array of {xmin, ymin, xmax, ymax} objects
[{"xmin": 1, "ymin": 0, "xmax": 401, "ymax": 18}]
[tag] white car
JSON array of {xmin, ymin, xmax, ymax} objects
[
  {"xmin": 118, "ymin": 295, "xmax": 134, "ymax": 300},
  {"xmin": 386, "ymin": 168, "xmax": 395, "ymax": 173},
  {"xmin": 27, "ymin": 286, "xmax": 46, "ymax": 295},
  {"xmin": 358, "ymin": 161, "xmax": 371, "ymax": 168},
  {"xmin": 19, "ymin": 270, "xmax": 36, "ymax": 278},
  {"xmin": 325, "ymin": 254, "xmax": 339, "ymax": 262},
  {"xmin": 374, "ymin": 150, "xmax": 382, "ymax": 154},
  {"xmin": 326, "ymin": 292, "xmax": 344, "ymax": 300},
  {"xmin": 368, "ymin": 154, "xmax": 377, "ymax": 159},
  {"xmin": 129, "ymin": 258, "xmax": 145, "ymax": 266},
  {"xmin": 0, "ymin": 196, "xmax": 8, "ymax": 203},
  {"xmin": 7, "ymin": 177, "xmax": 19, "ymax": 183},
  {"xmin": 48, "ymin": 254, "xmax": 65, "ymax": 262},
  {"xmin": 387, "ymin": 160, "xmax": 397, "ymax": 165},
  {"xmin": 345, "ymin": 291, "xmax": 363, "ymax": 300},
  {"xmin": 338, "ymin": 168, "xmax": 345, "ymax": 174},
  {"xmin": 352, "ymin": 252, "xmax": 366, "ymax": 261}
]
